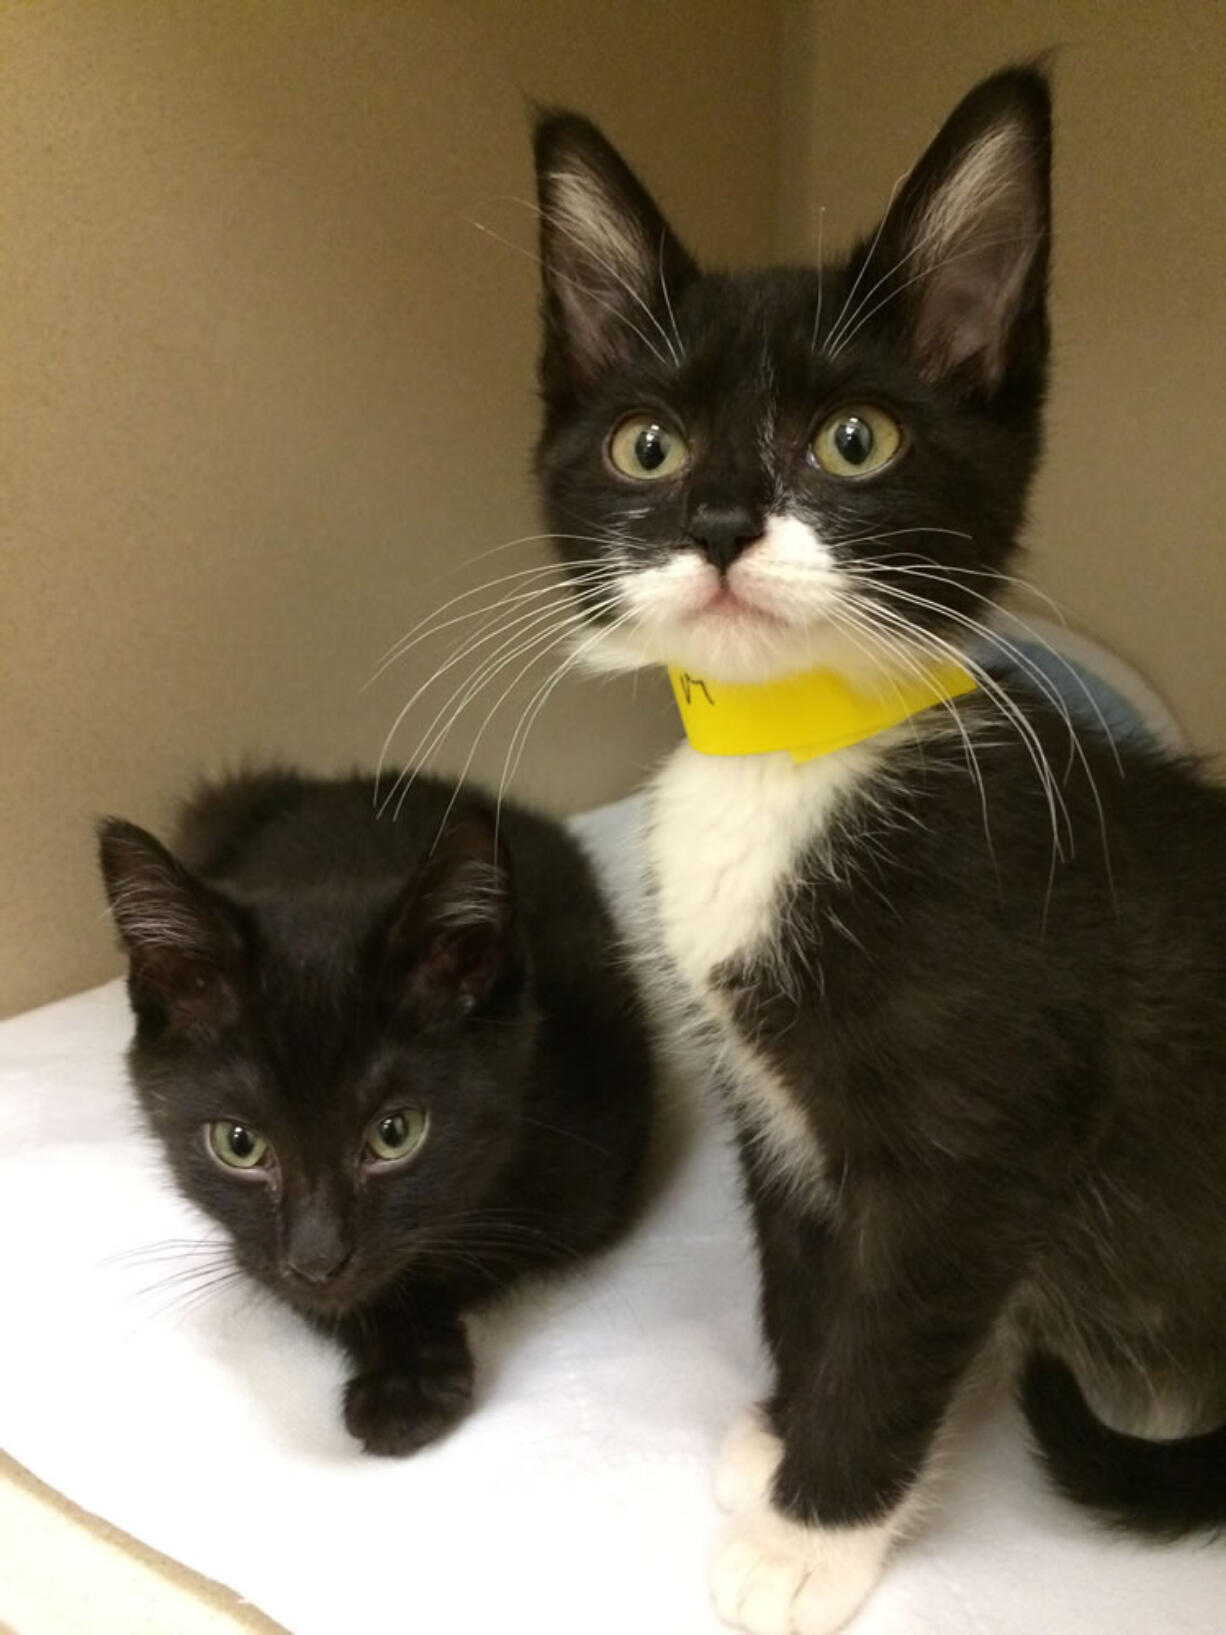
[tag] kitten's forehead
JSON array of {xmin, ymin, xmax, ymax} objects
[
  {"xmin": 672, "ymin": 264, "xmax": 882, "ymax": 408},
  {"xmin": 682, "ymin": 270, "xmax": 817, "ymax": 363}
]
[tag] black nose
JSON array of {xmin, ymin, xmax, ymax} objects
[
  {"xmin": 285, "ymin": 1248, "xmax": 351, "ymax": 1287},
  {"xmin": 686, "ymin": 504, "xmax": 762, "ymax": 572},
  {"xmin": 284, "ymin": 1193, "xmax": 350, "ymax": 1286}
]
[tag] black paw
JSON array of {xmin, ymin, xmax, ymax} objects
[{"xmin": 343, "ymin": 1346, "xmax": 475, "ymax": 1456}]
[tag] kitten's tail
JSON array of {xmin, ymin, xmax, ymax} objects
[{"xmin": 1020, "ymin": 1352, "xmax": 1226, "ymax": 1538}]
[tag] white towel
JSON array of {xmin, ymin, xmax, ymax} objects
[{"xmin": 0, "ymin": 798, "xmax": 1222, "ymax": 1634}]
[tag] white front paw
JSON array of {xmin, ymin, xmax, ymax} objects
[
  {"xmin": 711, "ymin": 1508, "xmax": 888, "ymax": 1635},
  {"xmin": 716, "ymin": 1408, "xmax": 784, "ymax": 1513}
]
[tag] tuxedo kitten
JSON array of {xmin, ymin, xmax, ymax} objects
[
  {"xmin": 99, "ymin": 769, "xmax": 652, "ymax": 1456},
  {"xmin": 531, "ymin": 66, "xmax": 1226, "ymax": 1634}
]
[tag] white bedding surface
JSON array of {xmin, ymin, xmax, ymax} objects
[{"xmin": 1, "ymin": 800, "xmax": 1224, "ymax": 1635}]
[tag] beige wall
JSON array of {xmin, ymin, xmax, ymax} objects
[
  {"xmin": 780, "ymin": 0, "xmax": 1226, "ymax": 753},
  {"xmin": 0, "ymin": 1, "xmax": 781, "ymax": 1017},
  {"xmin": 5, "ymin": 2, "xmax": 1224, "ymax": 1020}
]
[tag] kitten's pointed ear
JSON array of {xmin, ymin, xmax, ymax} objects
[
  {"xmin": 381, "ymin": 811, "xmax": 517, "ymax": 1020},
  {"xmin": 97, "ymin": 819, "xmax": 245, "ymax": 1029},
  {"xmin": 852, "ymin": 67, "xmax": 1051, "ymax": 392},
  {"xmin": 534, "ymin": 110, "xmax": 697, "ymax": 397}
]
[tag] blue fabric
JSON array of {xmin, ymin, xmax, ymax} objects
[{"xmin": 976, "ymin": 637, "xmax": 1156, "ymax": 749}]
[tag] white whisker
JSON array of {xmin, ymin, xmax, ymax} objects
[
  {"xmin": 658, "ymin": 226, "xmax": 684, "ymax": 362},
  {"xmin": 848, "ymin": 597, "xmax": 1070, "ymax": 922},
  {"xmin": 495, "ymin": 605, "xmax": 643, "ymax": 834},
  {"xmin": 383, "ymin": 594, "xmax": 624, "ymax": 824},
  {"xmin": 372, "ymin": 572, "xmax": 625, "ymax": 806},
  {"xmin": 470, "ymin": 215, "xmax": 673, "ymax": 369},
  {"xmin": 537, "ymin": 183, "xmax": 681, "ymax": 366},
  {"xmin": 370, "ymin": 546, "xmax": 625, "ymax": 677},
  {"xmin": 830, "ymin": 232, "xmax": 1035, "ymax": 358},
  {"xmin": 808, "ymin": 204, "xmax": 827, "ymax": 354},
  {"xmin": 822, "ymin": 171, "xmax": 908, "ymax": 355},
  {"xmin": 831, "ymin": 603, "xmax": 997, "ymax": 873},
  {"xmin": 853, "ymin": 574, "xmax": 1117, "ymax": 899},
  {"xmin": 852, "ymin": 556, "xmax": 1122, "ymax": 774},
  {"xmin": 370, "ymin": 572, "xmax": 613, "ymax": 687},
  {"xmin": 423, "ymin": 602, "xmax": 637, "ymax": 846}
]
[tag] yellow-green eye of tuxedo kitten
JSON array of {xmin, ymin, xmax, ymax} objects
[
  {"xmin": 366, "ymin": 1108, "xmax": 429, "ymax": 1164},
  {"xmin": 607, "ymin": 415, "xmax": 689, "ymax": 480},
  {"xmin": 812, "ymin": 406, "xmax": 902, "ymax": 477},
  {"xmin": 208, "ymin": 1120, "xmax": 270, "ymax": 1171}
]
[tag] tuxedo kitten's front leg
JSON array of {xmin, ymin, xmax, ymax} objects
[
  {"xmin": 336, "ymin": 1291, "xmax": 475, "ymax": 1456},
  {"xmin": 714, "ymin": 1158, "xmax": 1017, "ymax": 1635}
]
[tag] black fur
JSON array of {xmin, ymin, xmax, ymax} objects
[
  {"xmin": 731, "ymin": 714, "xmax": 1226, "ymax": 1533},
  {"xmin": 531, "ymin": 66, "xmax": 1226, "ymax": 1542},
  {"xmin": 1022, "ymin": 1354, "xmax": 1226, "ymax": 1538},
  {"xmin": 534, "ymin": 70, "xmax": 1049, "ymax": 651},
  {"xmin": 99, "ymin": 769, "xmax": 653, "ymax": 1455}
]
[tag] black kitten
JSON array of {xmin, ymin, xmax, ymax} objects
[
  {"xmin": 531, "ymin": 66, "xmax": 1226, "ymax": 1634},
  {"xmin": 99, "ymin": 769, "xmax": 652, "ymax": 1455}
]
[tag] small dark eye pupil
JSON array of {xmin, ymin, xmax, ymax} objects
[
  {"xmin": 379, "ymin": 1115, "xmax": 406, "ymax": 1147},
  {"xmin": 228, "ymin": 1124, "xmax": 255, "ymax": 1159},
  {"xmin": 834, "ymin": 417, "xmax": 873, "ymax": 465},
  {"xmin": 634, "ymin": 425, "xmax": 669, "ymax": 470}
]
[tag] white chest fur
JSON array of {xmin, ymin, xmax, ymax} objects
[
  {"xmin": 647, "ymin": 742, "xmax": 877, "ymax": 990},
  {"xmin": 646, "ymin": 741, "xmax": 881, "ymax": 1193}
]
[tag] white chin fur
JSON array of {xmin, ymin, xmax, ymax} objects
[{"xmin": 569, "ymin": 515, "xmax": 907, "ymax": 685}]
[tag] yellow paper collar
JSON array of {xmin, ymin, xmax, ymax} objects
[{"xmin": 668, "ymin": 661, "xmax": 976, "ymax": 763}]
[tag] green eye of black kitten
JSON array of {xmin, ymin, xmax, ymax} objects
[
  {"xmin": 811, "ymin": 405, "xmax": 902, "ymax": 477},
  {"xmin": 365, "ymin": 1108, "xmax": 429, "ymax": 1164},
  {"xmin": 607, "ymin": 414, "xmax": 689, "ymax": 480},
  {"xmin": 207, "ymin": 1119, "xmax": 270, "ymax": 1171}
]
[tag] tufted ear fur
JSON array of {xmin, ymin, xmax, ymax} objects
[
  {"xmin": 379, "ymin": 811, "xmax": 518, "ymax": 1021},
  {"xmin": 534, "ymin": 109, "xmax": 697, "ymax": 400},
  {"xmin": 98, "ymin": 819, "xmax": 246, "ymax": 1031},
  {"xmin": 847, "ymin": 67, "xmax": 1051, "ymax": 393}
]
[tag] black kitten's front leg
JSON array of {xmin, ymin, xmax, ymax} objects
[
  {"xmin": 336, "ymin": 1291, "xmax": 475, "ymax": 1456},
  {"xmin": 714, "ymin": 1155, "xmax": 1022, "ymax": 1635}
]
